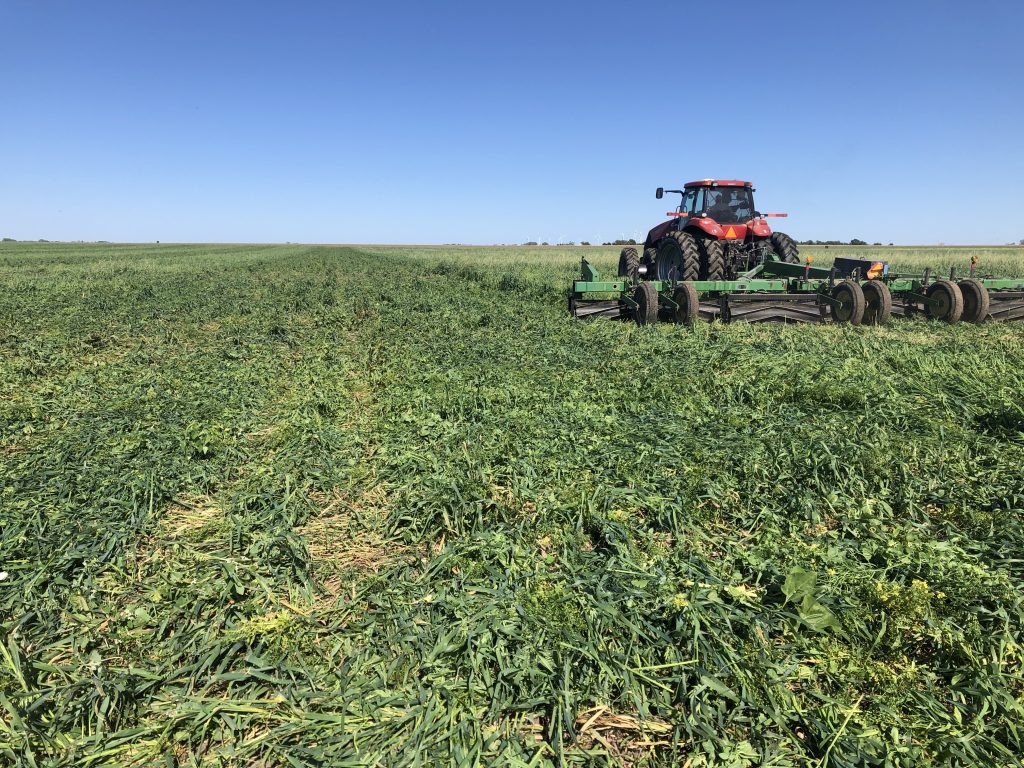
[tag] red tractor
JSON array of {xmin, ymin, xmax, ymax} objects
[{"xmin": 618, "ymin": 179, "xmax": 800, "ymax": 283}]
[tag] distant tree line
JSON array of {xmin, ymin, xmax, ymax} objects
[
  {"xmin": 522, "ymin": 241, "xmax": 590, "ymax": 246},
  {"xmin": 799, "ymin": 239, "xmax": 892, "ymax": 247}
]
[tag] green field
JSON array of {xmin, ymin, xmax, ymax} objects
[{"xmin": 2, "ymin": 242, "xmax": 1024, "ymax": 766}]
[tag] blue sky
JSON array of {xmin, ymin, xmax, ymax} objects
[{"xmin": 2, "ymin": 0, "xmax": 1022, "ymax": 245}]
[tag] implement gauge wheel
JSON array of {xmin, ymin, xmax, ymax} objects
[
  {"xmin": 617, "ymin": 247, "xmax": 640, "ymax": 281},
  {"xmin": 671, "ymin": 282, "xmax": 700, "ymax": 325},
  {"xmin": 830, "ymin": 280, "xmax": 866, "ymax": 325},
  {"xmin": 925, "ymin": 279, "xmax": 964, "ymax": 323},
  {"xmin": 957, "ymin": 278, "xmax": 990, "ymax": 324},
  {"xmin": 632, "ymin": 281, "xmax": 659, "ymax": 326},
  {"xmin": 862, "ymin": 280, "xmax": 892, "ymax": 326}
]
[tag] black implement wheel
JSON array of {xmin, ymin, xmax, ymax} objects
[
  {"xmin": 830, "ymin": 279, "xmax": 866, "ymax": 325},
  {"xmin": 697, "ymin": 236, "xmax": 725, "ymax": 281},
  {"xmin": 655, "ymin": 231, "xmax": 699, "ymax": 282},
  {"xmin": 568, "ymin": 291, "xmax": 576, "ymax": 317},
  {"xmin": 671, "ymin": 282, "xmax": 699, "ymax": 325},
  {"xmin": 925, "ymin": 279, "xmax": 964, "ymax": 323},
  {"xmin": 769, "ymin": 231, "xmax": 800, "ymax": 264},
  {"xmin": 862, "ymin": 280, "xmax": 892, "ymax": 326},
  {"xmin": 958, "ymin": 278, "xmax": 990, "ymax": 324},
  {"xmin": 617, "ymin": 247, "xmax": 640, "ymax": 281},
  {"xmin": 632, "ymin": 281, "xmax": 659, "ymax": 326}
]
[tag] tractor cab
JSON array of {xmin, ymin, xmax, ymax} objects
[
  {"xmin": 680, "ymin": 180, "xmax": 756, "ymax": 240},
  {"xmin": 678, "ymin": 183, "xmax": 755, "ymax": 226},
  {"xmin": 655, "ymin": 180, "xmax": 764, "ymax": 243}
]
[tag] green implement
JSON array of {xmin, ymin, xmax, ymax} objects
[{"xmin": 569, "ymin": 255, "xmax": 1024, "ymax": 326}]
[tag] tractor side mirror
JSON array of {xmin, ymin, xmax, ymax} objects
[{"xmin": 655, "ymin": 187, "xmax": 664, "ymax": 199}]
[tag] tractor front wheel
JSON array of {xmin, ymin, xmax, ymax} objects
[
  {"xmin": 769, "ymin": 232, "xmax": 800, "ymax": 264},
  {"xmin": 617, "ymin": 247, "xmax": 640, "ymax": 281},
  {"xmin": 925, "ymin": 279, "xmax": 964, "ymax": 323},
  {"xmin": 631, "ymin": 281, "xmax": 659, "ymax": 326}
]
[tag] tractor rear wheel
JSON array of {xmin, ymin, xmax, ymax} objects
[
  {"xmin": 655, "ymin": 231, "xmax": 699, "ymax": 282},
  {"xmin": 958, "ymin": 278, "xmax": 990, "ymax": 324},
  {"xmin": 697, "ymin": 237, "xmax": 725, "ymax": 281},
  {"xmin": 769, "ymin": 232, "xmax": 800, "ymax": 264},
  {"xmin": 632, "ymin": 281, "xmax": 659, "ymax": 326},
  {"xmin": 830, "ymin": 279, "xmax": 866, "ymax": 325},
  {"xmin": 862, "ymin": 281, "xmax": 892, "ymax": 326},
  {"xmin": 671, "ymin": 282, "xmax": 700, "ymax": 325},
  {"xmin": 925, "ymin": 279, "xmax": 964, "ymax": 323},
  {"xmin": 617, "ymin": 247, "xmax": 640, "ymax": 281}
]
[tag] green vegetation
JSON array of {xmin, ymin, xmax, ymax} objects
[{"xmin": 2, "ymin": 241, "xmax": 1024, "ymax": 766}]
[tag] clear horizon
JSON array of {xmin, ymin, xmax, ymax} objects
[{"xmin": 3, "ymin": 0, "xmax": 1023, "ymax": 245}]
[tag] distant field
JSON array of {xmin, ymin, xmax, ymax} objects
[
  {"xmin": 2, "ymin": 242, "xmax": 1024, "ymax": 766},
  {"xmin": 354, "ymin": 243, "xmax": 1024, "ymax": 282}
]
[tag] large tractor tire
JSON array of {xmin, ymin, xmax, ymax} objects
[
  {"xmin": 697, "ymin": 236, "xmax": 725, "ymax": 281},
  {"xmin": 655, "ymin": 231, "xmax": 699, "ymax": 282},
  {"xmin": 617, "ymin": 247, "xmax": 640, "ymax": 281},
  {"xmin": 769, "ymin": 232, "xmax": 800, "ymax": 264}
]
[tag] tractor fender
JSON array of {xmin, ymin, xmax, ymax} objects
[
  {"xmin": 644, "ymin": 220, "xmax": 676, "ymax": 249},
  {"xmin": 687, "ymin": 217, "xmax": 724, "ymax": 239},
  {"xmin": 748, "ymin": 219, "xmax": 772, "ymax": 238}
]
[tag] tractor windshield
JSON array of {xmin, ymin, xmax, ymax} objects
[{"xmin": 705, "ymin": 187, "xmax": 755, "ymax": 224}]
